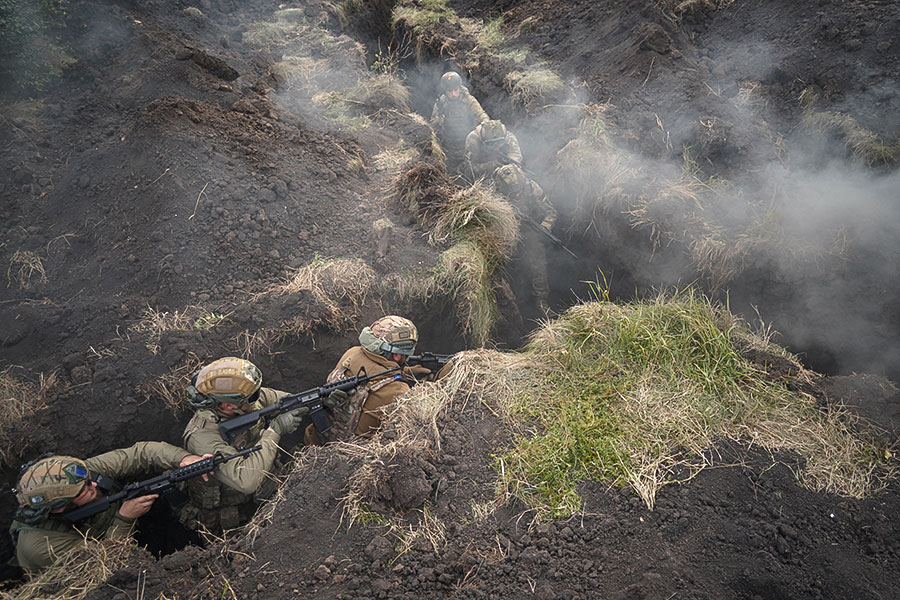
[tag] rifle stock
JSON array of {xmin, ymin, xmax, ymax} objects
[
  {"xmin": 218, "ymin": 367, "xmax": 403, "ymax": 443},
  {"xmin": 62, "ymin": 446, "xmax": 262, "ymax": 523}
]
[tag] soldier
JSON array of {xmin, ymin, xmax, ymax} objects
[
  {"xmin": 493, "ymin": 164, "xmax": 558, "ymax": 313},
  {"xmin": 307, "ymin": 316, "xmax": 436, "ymax": 444},
  {"xmin": 11, "ymin": 443, "xmax": 207, "ymax": 574},
  {"xmin": 181, "ymin": 357, "xmax": 306, "ymax": 530},
  {"xmin": 430, "ymin": 71, "xmax": 489, "ymax": 172},
  {"xmin": 465, "ymin": 119, "xmax": 523, "ymax": 181}
]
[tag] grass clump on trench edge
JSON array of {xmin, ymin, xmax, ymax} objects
[
  {"xmin": 342, "ymin": 291, "xmax": 893, "ymax": 527},
  {"xmin": 398, "ymin": 180, "xmax": 518, "ymax": 346},
  {"xmin": 0, "ymin": 538, "xmax": 139, "ymax": 600},
  {"xmin": 392, "ymin": 0, "xmax": 456, "ymax": 34},
  {"xmin": 0, "ymin": 366, "xmax": 56, "ymax": 465},
  {"xmin": 501, "ymin": 288, "xmax": 891, "ymax": 517},
  {"xmin": 241, "ymin": 256, "xmax": 376, "ymax": 356}
]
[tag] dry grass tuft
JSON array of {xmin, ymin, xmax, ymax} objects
[
  {"xmin": 799, "ymin": 87, "xmax": 899, "ymax": 165},
  {"xmin": 271, "ymin": 55, "xmax": 323, "ymax": 91},
  {"xmin": 349, "ymin": 74, "xmax": 411, "ymax": 112},
  {"xmin": 397, "ymin": 160, "xmax": 455, "ymax": 220},
  {"xmin": 430, "ymin": 183, "xmax": 519, "ymax": 261},
  {"xmin": 7, "ymin": 250, "xmax": 47, "ymax": 289},
  {"xmin": 136, "ymin": 353, "xmax": 203, "ymax": 415},
  {"xmin": 2, "ymin": 537, "xmax": 139, "ymax": 600},
  {"xmin": 504, "ymin": 68, "xmax": 564, "ymax": 110},
  {"xmin": 258, "ymin": 256, "xmax": 376, "ymax": 340},
  {"xmin": 0, "ymin": 366, "xmax": 56, "ymax": 464},
  {"xmin": 129, "ymin": 306, "xmax": 228, "ymax": 355},
  {"xmin": 340, "ymin": 350, "xmax": 533, "ymax": 528}
]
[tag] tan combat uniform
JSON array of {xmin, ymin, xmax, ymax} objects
[
  {"xmin": 430, "ymin": 87, "xmax": 489, "ymax": 169},
  {"xmin": 307, "ymin": 347, "xmax": 430, "ymax": 444},
  {"xmin": 11, "ymin": 442, "xmax": 190, "ymax": 574},
  {"xmin": 507, "ymin": 178, "xmax": 557, "ymax": 310},
  {"xmin": 465, "ymin": 129, "xmax": 523, "ymax": 181},
  {"xmin": 181, "ymin": 387, "xmax": 287, "ymax": 530}
]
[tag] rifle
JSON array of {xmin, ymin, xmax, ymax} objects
[
  {"xmin": 218, "ymin": 367, "xmax": 403, "ymax": 443},
  {"xmin": 523, "ymin": 217, "xmax": 578, "ymax": 259},
  {"xmin": 62, "ymin": 446, "xmax": 262, "ymax": 523},
  {"xmin": 406, "ymin": 352, "xmax": 455, "ymax": 372}
]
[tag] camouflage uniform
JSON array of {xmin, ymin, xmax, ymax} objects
[
  {"xmin": 465, "ymin": 122, "xmax": 523, "ymax": 181},
  {"xmin": 10, "ymin": 442, "xmax": 190, "ymax": 574},
  {"xmin": 494, "ymin": 165, "xmax": 558, "ymax": 311},
  {"xmin": 307, "ymin": 315, "xmax": 432, "ymax": 444},
  {"xmin": 181, "ymin": 386, "xmax": 288, "ymax": 531},
  {"xmin": 431, "ymin": 86, "xmax": 489, "ymax": 170}
]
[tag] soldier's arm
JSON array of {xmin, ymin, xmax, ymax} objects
[
  {"xmin": 84, "ymin": 441, "xmax": 191, "ymax": 480},
  {"xmin": 184, "ymin": 424, "xmax": 279, "ymax": 495},
  {"xmin": 17, "ymin": 511, "xmax": 137, "ymax": 574},
  {"xmin": 467, "ymin": 95, "xmax": 489, "ymax": 123},
  {"xmin": 16, "ymin": 528, "xmax": 88, "ymax": 573},
  {"xmin": 430, "ymin": 100, "xmax": 443, "ymax": 126},
  {"xmin": 506, "ymin": 134, "xmax": 523, "ymax": 165}
]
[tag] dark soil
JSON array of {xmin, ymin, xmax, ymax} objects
[{"xmin": 1, "ymin": 0, "xmax": 899, "ymax": 596}]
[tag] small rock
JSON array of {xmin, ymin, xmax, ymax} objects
[{"xmin": 314, "ymin": 565, "xmax": 331, "ymax": 580}]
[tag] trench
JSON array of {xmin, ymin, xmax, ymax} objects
[{"xmin": 351, "ymin": 3, "xmax": 900, "ymax": 381}]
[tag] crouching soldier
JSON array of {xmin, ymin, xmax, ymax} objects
[
  {"xmin": 11, "ymin": 443, "xmax": 206, "ymax": 574},
  {"xmin": 493, "ymin": 164, "xmax": 558, "ymax": 313},
  {"xmin": 308, "ymin": 316, "xmax": 443, "ymax": 444},
  {"xmin": 181, "ymin": 357, "xmax": 306, "ymax": 530},
  {"xmin": 465, "ymin": 119, "xmax": 523, "ymax": 181}
]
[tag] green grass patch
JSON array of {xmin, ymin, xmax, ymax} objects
[
  {"xmin": 491, "ymin": 289, "xmax": 889, "ymax": 518},
  {"xmin": 504, "ymin": 68, "xmax": 564, "ymax": 108},
  {"xmin": 0, "ymin": 0, "xmax": 75, "ymax": 98},
  {"xmin": 477, "ymin": 17, "xmax": 504, "ymax": 48},
  {"xmin": 392, "ymin": 0, "xmax": 456, "ymax": 33},
  {"xmin": 313, "ymin": 91, "xmax": 371, "ymax": 131}
]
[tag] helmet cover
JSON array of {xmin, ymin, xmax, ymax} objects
[
  {"xmin": 359, "ymin": 315, "xmax": 418, "ymax": 358},
  {"xmin": 493, "ymin": 163, "xmax": 527, "ymax": 194},
  {"xmin": 15, "ymin": 456, "xmax": 89, "ymax": 510},
  {"xmin": 187, "ymin": 357, "xmax": 262, "ymax": 409},
  {"xmin": 440, "ymin": 71, "xmax": 463, "ymax": 93},
  {"xmin": 479, "ymin": 120, "xmax": 506, "ymax": 144}
]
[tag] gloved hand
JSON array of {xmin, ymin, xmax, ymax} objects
[
  {"xmin": 324, "ymin": 388, "xmax": 351, "ymax": 411},
  {"xmin": 269, "ymin": 407, "xmax": 309, "ymax": 436},
  {"xmin": 540, "ymin": 218, "xmax": 554, "ymax": 233}
]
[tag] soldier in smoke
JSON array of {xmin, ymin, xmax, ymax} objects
[
  {"xmin": 493, "ymin": 163, "xmax": 558, "ymax": 314},
  {"xmin": 465, "ymin": 119, "xmax": 523, "ymax": 181},
  {"xmin": 431, "ymin": 71, "xmax": 489, "ymax": 173}
]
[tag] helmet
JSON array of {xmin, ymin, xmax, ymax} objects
[
  {"xmin": 186, "ymin": 357, "xmax": 263, "ymax": 410},
  {"xmin": 440, "ymin": 71, "xmax": 462, "ymax": 93},
  {"xmin": 15, "ymin": 455, "xmax": 89, "ymax": 512},
  {"xmin": 479, "ymin": 120, "xmax": 507, "ymax": 144},
  {"xmin": 359, "ymin": 315, "xmax": 418, "ymax": 358},
  {"xmin": 493, "ymin": 164, "xmax": 527, "ymax": 194}
]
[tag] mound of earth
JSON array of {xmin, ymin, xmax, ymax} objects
[{"xmin": 1, "ymin": 0, "xmax": 899, "ymax": 596}]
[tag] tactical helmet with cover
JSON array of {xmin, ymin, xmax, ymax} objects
[
  {"xmin": 479, "ymin": 119, "xmax": 507, "ymax": 144},
  {"xmin": 186, "ymin": 357, "xmax": 263, "ymax": 410},
  {"xmin": 14, "ymin": 455, "xmax": 90, "ymax": 521},
  {"xmin": 359, "ymin": 315, "xmax": 418, "ymax": 358},
  {"xmin": 494, "ymin": 163, "xmax": 527, "ymax": 194},
  {"xmin": 440, "ymin": 71, "xmax": 463, "ymax": 93}
]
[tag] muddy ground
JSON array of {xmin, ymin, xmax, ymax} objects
[{"xmin": 1, "ymin": 0, "xmax": 899, "ymax": 597}]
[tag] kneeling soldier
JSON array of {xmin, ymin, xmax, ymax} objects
[
  {"xmin": 308, "ymin": 316, "xmax": 438, "ymax": 444},
  {"xmin": 182, "ymin": 357, "xmax": 305, "ymax": 530}
]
